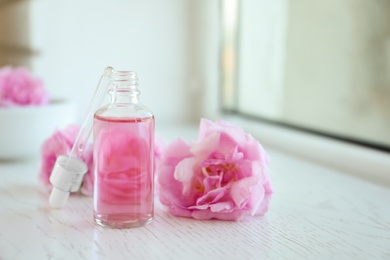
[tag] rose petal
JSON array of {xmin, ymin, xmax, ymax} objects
[
  {"xmin": 199, "ymin": 119, "xmax": 247, "ymax": 153},
  {"xmin": 196, "ymin": 188, "xmax": 228, "ymax": 207},
  {"xmin": 191, "ymin": 209, "xmax": 247, "ymax": 221},
  {"xmin": 209, "ymin": 201, "xmax": 235, "ymax": 213},
  {"xmin": 255, "ymin": 192, "xmax": 272, "ymax": 216},
  {"xmin": 246, "ymin": 184, "xmax": 265, "ymax": 215},
  {"xmin": 174, "ymin": 157, "xmax": 199, "ymax": 196},
  {"xmin": 158, "ymin": 139, "xmax": 196, "ymax": 207},
  {"xmin": 230, "ymin": 175, "xmax": 260, "ymax": 209},
  {"xmin": 190, "ymin": 132, "xmax": 220, "ymax": 160},
  {"xmin": 203, "ymin": 175, "xmax": 222, "ymax": 192},
  {"xmin": 168, "ymin": 205, "xmax": 193, "ymax": 218}
]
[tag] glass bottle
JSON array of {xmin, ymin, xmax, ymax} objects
[{"xmin": 93, "ymin": 70, "xmax": 154, "ymax": 228}]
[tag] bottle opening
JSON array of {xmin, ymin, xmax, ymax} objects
[{"xmin": 111, "ymin": 70, "xmax": 138, "ymax": 85}]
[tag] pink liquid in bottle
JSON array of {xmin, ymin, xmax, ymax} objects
[{"xmin": 93, "ymin": 115, "xmax": 154, "ymax": 228}]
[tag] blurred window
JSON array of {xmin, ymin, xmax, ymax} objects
[{"xmin": 221, "ymin": 0, "xmax": 390, "ymax": 152}]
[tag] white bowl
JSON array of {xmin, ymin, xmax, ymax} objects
[{"xmin": 0, "ymin": 100, "xmax": 75, "ymax": 159}]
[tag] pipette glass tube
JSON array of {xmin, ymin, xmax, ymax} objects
[{"xmin": 49, "ymin": 67, "xmax": 114, "ymax": 208}]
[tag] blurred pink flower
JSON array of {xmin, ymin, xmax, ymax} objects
[
  {"xmin": 158, "ymin": 118, "xmax": 273, "ymax": 221},
  {"xmin": 0, "ymin": 66, "xmax": 49, "ymax": 106},
  {"xmin": 39, "ymin": 125, "xmax": 94, "ymax": 196}
]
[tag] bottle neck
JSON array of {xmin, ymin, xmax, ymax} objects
[
  {"xmin": 108, "ymin": 71, "xmax": 140, "ymax": 105},
  {"xmin": 109, "ymin": 89, "xmax": 140, "ymax": 104}
]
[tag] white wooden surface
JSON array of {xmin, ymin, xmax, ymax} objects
[{"xmin": 1, "ymin": 147, "xmax": 389, "ymax": 260}]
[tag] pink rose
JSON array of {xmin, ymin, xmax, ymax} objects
[
  {"xmin": 158, "ymin": 118, "xmax": 273, "ymax": 221},
  {"xmin": 0, "ymin": 66, "xmax": 49, "ymax": 106},
  {"xmin": 39, "ymin": 125, "xmax": 94, "ymax": 196}
]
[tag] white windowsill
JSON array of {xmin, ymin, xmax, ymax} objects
[{"xmin": 224, "ymin": 115, "xmax": 390, "ymax": 187}]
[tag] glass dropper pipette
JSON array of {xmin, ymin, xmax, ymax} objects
[{"xmin": 49, "ymin": 67, "xmax": 114, "ymax": 208}]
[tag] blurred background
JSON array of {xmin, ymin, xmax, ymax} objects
[
  {"xmin": 1, "ymin": 0, "xmax": 389, "ymax": 153},
  {"xmin": 0, "ymin": 0, "xmax": 219, "ymax": 126}
]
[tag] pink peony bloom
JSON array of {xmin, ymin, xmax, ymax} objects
[
  {"xmin": 39, "ymin": 125, "xmax": 94, "ymax": 196},
  {"xmin": 0, "ymin": 66, "xmax": 49, "ymax": 107},
  {"xmin": 158, "ymin": 118, "xmax": 273, "ymax": 221}
]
